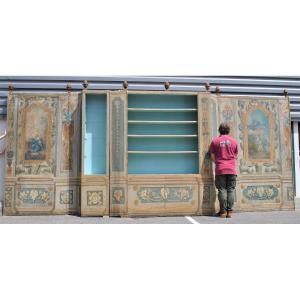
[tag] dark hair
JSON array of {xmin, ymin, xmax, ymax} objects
[{"xmin": 219, "ymin": 123, "xmax": 230, "ymax": 135}]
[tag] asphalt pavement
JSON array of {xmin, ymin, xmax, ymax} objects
[{"xmin": 0, "ymin": 210, "xmax": 299, "ymax": 224}]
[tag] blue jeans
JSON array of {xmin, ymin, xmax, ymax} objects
[{"xmin": 215, "ymin": 175, "xmax": 237, "ymax": 212}]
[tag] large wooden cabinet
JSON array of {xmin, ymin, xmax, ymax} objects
[{"xmin": 4, "ymin": 91, "xmax": 294, "ymax": 216}]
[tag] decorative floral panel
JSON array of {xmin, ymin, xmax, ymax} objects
[
  {"xmin": 137, "ymin": 186, "xmax": 193, "ymax": 204},
  {"xmin": 87, "ymin": 191, "xmax": 104, "ymax": 206}
]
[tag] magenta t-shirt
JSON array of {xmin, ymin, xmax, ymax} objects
[{"xmin": 209, "ymin": 135, "xmax": 238, "ymax": 175}]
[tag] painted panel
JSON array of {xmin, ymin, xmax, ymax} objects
[
  {"xmin": 5, "ymin": 96, "xmax": 16, "ymax": 177},
  {"xmin": 217, "ymin": 99, "xmax": 237, "ymax": 139},
  {"xmin": 55, "ymin": 186, "xmax": 78, "ymax": 212},
  {"xmin": 287, "ymin": 187, "xmax": 294, "ymax": 201},
  {"xmin": 110, "ymin": 91, "xmax": 127, "ymax": 215},
  {"xmin": 87, "ymin": 191, "xmax": 104, "ymax": 206},
  {"xmin": 15, "ymin": 185, "xmax": 54, "ymax": 208},
  {"xmin": 15, "ymin": 95, "xmax": 58, "ymax": 175},
  {"xmin": 4, "ymin": 186, "xmax": 13, "ymax": 208},
  {"xmin": 201, "ymin": 184, "xmax": 214, "ymax": 208},
  {"xmin": 242, "ymin": 185, "xmax": 278, "ymax": 201},
  {"xmin": 279, "ymin": 99, "xmax": 293, "ymax": 172},
  {"xmin": 240, "ymin": 182, "xmax": 281, "ymax": 205},
  {"xmin": 111, "ymin": 186, "xmax": 126, "ymax": 205},
  {"xmin": 200, "ymin": 94, "xmax": 293, "ymax": 213},
  {"xmin": 59, "ymin": 93, "xmax": 80, "ymax": 176},
  {"xmin": 136, "ymin": 186, "xmax": 194, "ymax": 203},
  {"xmin": 81, "ymin": 184, "xmax": 108, "ymax": 216},
  {"xmin": 199, "ymin": 95, "xmax": 214, "ymax": 177},
  {"xmin": 128, "ymin": 183, "xmax": 198, "ymax": 215},
  {"xmin": 246, "ymin": 109, "xmax": 273, "ymax": 160},
  {"xmin": 238, "ymin": 100, "xmax": 280, "ymax": 175},
  {"xmin": 111, "ymin": 97, "xmax": 125, "ymax": 172},
  {"xmin": 23, "ymin": 106, "xmax": 49, "ymax": 161},
  {"xmin": 4, "ymin": 93, "xmax": 81, "ymax": 216}
]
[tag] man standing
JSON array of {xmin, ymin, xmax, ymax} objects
[{"xmin": 209, "ymin": 123, "xmax": 238, "ymax": 218}]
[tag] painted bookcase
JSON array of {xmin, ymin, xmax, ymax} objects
[
  {"xmin": 126, "ymin": 92, "xmax": 200, "ymax": 215},
  {"xmin": 81, "ymin": 91, "xmax": 109, "ymax": 216},
  {"xmin": 4, "ymin": 91, "xmax": 294, "ymax": 216}
]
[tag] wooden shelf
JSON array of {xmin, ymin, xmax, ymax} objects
[
  {"xmin": 128, "ymin": 108, "xmax": 197, "ymax": 112},
  {"xmin": 128, "ymin": 151, "xmax": 198, "ymax": 154},
  {"xmin": 128, "ymin": 120, "xmax": 197, "ymax": 124},
  {"xmin": 128, "ymin": 134, "xmax": 198, "ymax": 138}
]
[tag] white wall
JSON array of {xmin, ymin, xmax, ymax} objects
[{"xmin": 0, "ymin": 119, "xmax": 7, "ymax": 214}]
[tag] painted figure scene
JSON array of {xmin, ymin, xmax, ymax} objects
[{"xmin": 247, "ymin": 109, "xmax": 271, "ymax": 160}]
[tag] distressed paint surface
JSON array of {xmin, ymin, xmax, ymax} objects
[
  {"xmin": 60, "ymin": 94, "xmax": 78, "ymax": 172},
  {"xmin": 279, "ymin": 99, "xmax": 293, "ymax": 172},
  {"xmin": 242, "ymin": 185, "xmax": 278, "ymax": 201},
  {"xmin": 238, "ymin": 100, "xmax": 279, "ymax": 175},
  {"xmin": 200, "ymin": 97, "xmax": 213, "ymax": 177},
  {"xmin": 218, "ymin": 100, "xmax": 236, "ymax": 138},
  {"xmin": 201, "ymin": 185, "xmax": 212, "ymax": 208},
  {"xmin": 4, "ymin": 93, "xmax": 81, "ymax": 216},
  {"xmin": 5, "ymin": 97, "xmax": 16, "ymax": 176},
  {"xmin": 60, "ymin": 190, "xmax": 74, "ymax": 205},
  {"xmin": 87, "ymin": 191, "xmax": 104, "ymax": 206},
  {"xmin": 111, "ymin": 98, "xmax": 124, "ymax": 172},
  {"xmin": 287, "ymin": 187, "xmax": 294, "ymax": 201},
  {"xmin": 4, "ymin": 92, "xmax": 294, "ymax": 216},
  {"xmin": 16, "ymin": 95, "xmax": 58, "ymax": 175},
  {"xmin": 247, "ymin": 109, "xmax": 271, "ymax": 160},
  {"xmin": 111, "ymin": 187, "xmax": 125, "ymax": 204},
  {"xmin": 4, "ymin": 187, "xmax": 13, "ymax": 207},
  {"xmin": 137, "ymin": 186, "xmax": 193, "ymax": 203},
  {"xmin": 16, "ymin": 187, "xmax": 53, "ymax": 207}
]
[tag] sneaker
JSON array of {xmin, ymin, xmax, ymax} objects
[{"xmin": 226, "ymin": 211, "xmax": 232, "ymax": 218}]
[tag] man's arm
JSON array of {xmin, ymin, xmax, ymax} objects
[
  {"xmin": 209, "ymin": 141, "xmax": 215, "ymax": 162},
  {"xmin": 234, "ymin": 141, "xmax": 238, "ymax": 159}
]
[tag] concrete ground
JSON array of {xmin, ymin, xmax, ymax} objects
[{"xmin": 0, "ymin": 210, "xmax": 299, "ymax": 224}]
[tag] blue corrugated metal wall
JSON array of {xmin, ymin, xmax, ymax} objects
[{"xmin": 1, "ymin": 76, "xmax": 300, "ymax": 119}]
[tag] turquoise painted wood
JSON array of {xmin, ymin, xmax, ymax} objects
[
  {"xmin": 84, "ymin": 94, "xmax": 107, "ymax": 175},
  {"xmin": 128, "ymin": 94, "xmax": 198, "ymax": 174},
  {"xmin": 128, "ymin": 137, "xmax": 198, "ymax": 151},
  {"xmin": 128, "ymin": 153, "xmax": 199, "ymax": 174},
  {"xmin": 128, "ymin": 94, "xmax": 197, "ymax": 109},
  {"xmin": 128, "ymin": 111, "xmax": 197, "ymax": 121},
  {"xmin": 128, "ymin": 123, "xmax": 198, "ymax": 135}
]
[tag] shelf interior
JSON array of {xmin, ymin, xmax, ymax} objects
[
  {"xmin": 128, "ymin": 94, "xmax": 199, "ymax": 174},
  {"xmin": 84, "ymin": 94, "xmax": 107, "ymax": 175}
]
